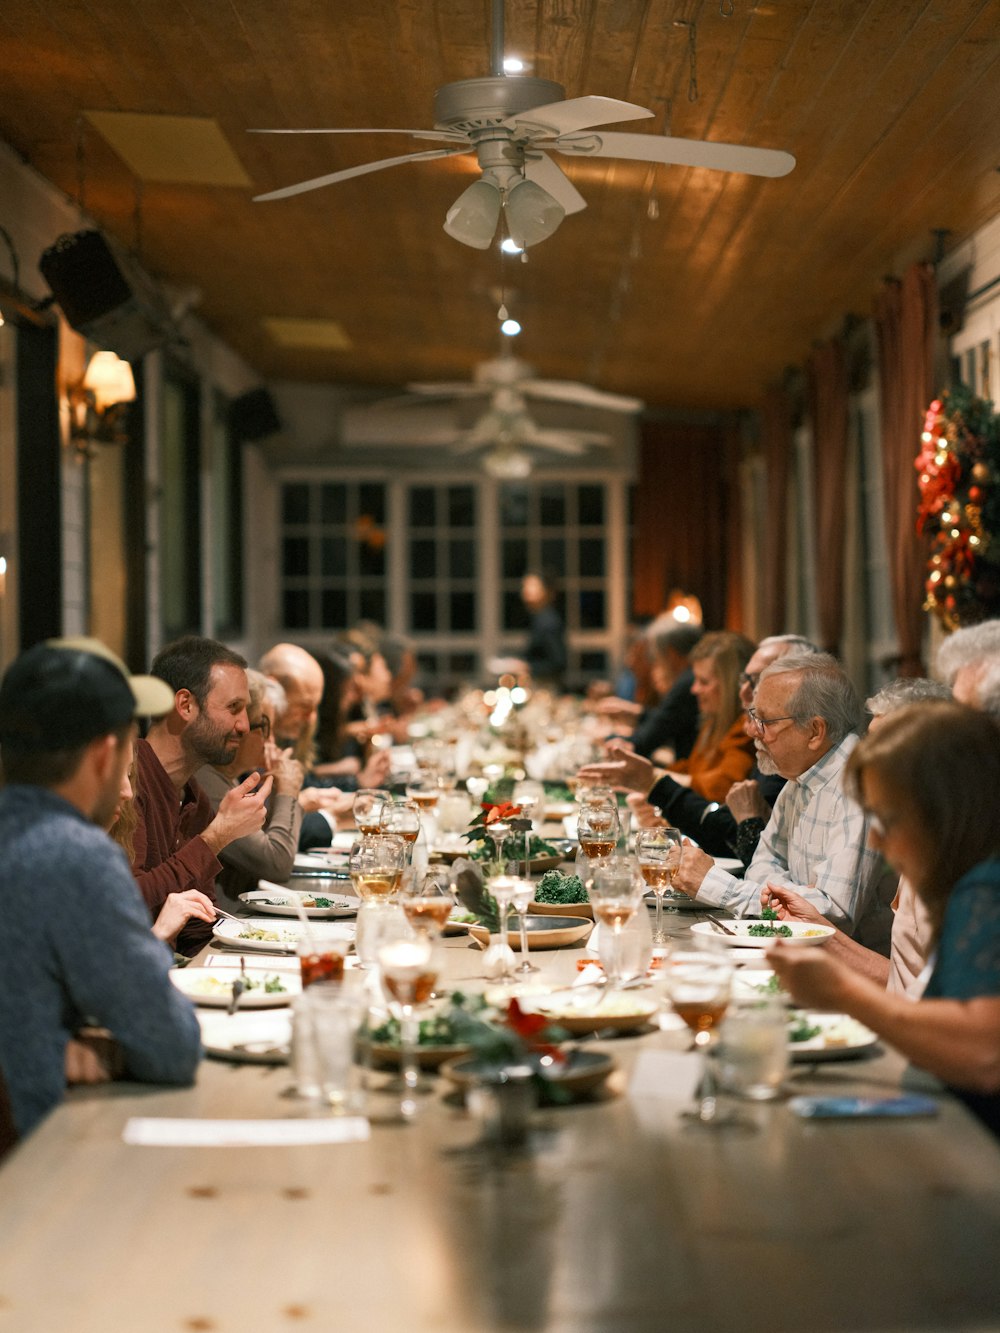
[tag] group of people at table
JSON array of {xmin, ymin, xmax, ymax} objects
[{"xmin": 1, "ymin": 611, "xmax": 1000, "ymax": 1162}]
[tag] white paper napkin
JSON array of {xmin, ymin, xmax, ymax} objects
[{"xmin": 123, "ymin": 1117, "xmax": 370, "ymax": 1147}]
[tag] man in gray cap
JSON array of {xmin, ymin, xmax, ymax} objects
[{"xmin": 0, "ymin": 638, "xmax": 202, "ymax": 1145}]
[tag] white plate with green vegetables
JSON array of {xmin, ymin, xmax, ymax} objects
[
  {"xmin": 690, "ymin": 920, "xmax": 835, "ymax": 948},
  {"xmin": 788, "ymin": 1012, "xmax": 878, "ymax": 1060},
  {"xmin": 170, "ymin": 967, "xmax": 300, "ymax": 1008}
]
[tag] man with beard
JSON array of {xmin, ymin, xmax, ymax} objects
[
  {"xmin": 673, "ymin": 652, "xmax": 895, "ymax": 950},
  {"xmin": 0, "ymin": 640, "xmax": 201, "ymax": 1144},
  {"xmin": 133, "ymin": 637, "xmax": 272, "ymax": 954}
]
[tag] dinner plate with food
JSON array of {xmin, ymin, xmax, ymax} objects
[
  {"xmin": 170, "ymin": 967, "xmax": 300, "ymax": 1008},
  {"xmin": 212, "ymin": 916, "xmax": 354, "ymax": 954},
  {"xmin": 690, "ymin": 919, "xmax": 835, "ymax": 948},
  {"xmin": 788, "ymin": 1011, "xmax": 879, "ymax": 1061},
  {"xmin": 524, "ymin": 989, "xmax": 659, "ymax": 1036},
  {"xmin": 239, "ymin": 884, "xmax": 358, "ymax": 919}
]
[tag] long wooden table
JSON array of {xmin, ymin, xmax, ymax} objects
[{"xmin": 2, "ymin": 904, "xmax": 1000, "ymax": 1333}]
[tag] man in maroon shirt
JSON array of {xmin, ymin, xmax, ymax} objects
[{"xmin": 132, "ymin": 636, "xmax": 273, "ymax": 955}]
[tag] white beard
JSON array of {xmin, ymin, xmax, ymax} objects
[{"xmin": 755, "ymin": 743, "xmax": 779, "ymax": 776}]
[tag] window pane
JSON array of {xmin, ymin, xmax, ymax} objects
[
  {"xmin": 541, "ymin": 538, "xmax": 565, "ymax": 577},
  {"xmin": 578, "ymin": 588, "xmax": 606, "ymax": 629},
  {"xmin": 411, "ymin": 539, "xmax": 437, "ymax": 579},
  {"xmin": 321, "ymin": 588, "xmax": 347, "ymax": 627},
  {"xmin": 539, "ymin": 485, "xmax": 565, "ymax": 526},
  {"xmin": 283, "ymin": 537, "xmax": 310, "ymax": 577},
  {"xmin": 503, "ymin": 590, "xmax": 528, "ymax": 631},
  {"xmin": 283, "ymin": 588, "xmax": 310, "ymax": 627},
  {"xmin": 579, "ymin": 650, "xmax": 608, "ymax": 673},
  {"xmin": 410, "ymin": 487, "xmax": 436, "ymax": 527},
  {"xmin": 358, "ymin": 483, "xmax": 385, "ymax": 524},
  {"xmin": 502, "ymin": 538, "xmax": 527, "ymax": 578},
  {"xmin": 500, "ymin": 484, "xmax": 530, "ymax": 527},
  {"xmin": 578, "ymin": 485, "xmax": 604, "ymax": 525},
  {"xmin": 579, "ymin": 537, "xmax": 605, "ymax": 577},
  {"xmin": 319, "ymin": 484, "xmax": 346, "ymax": 524},
  {"xmin": 358, "ymin": 539, "xmax": 385, "ymax": 577},
  {"xmin": 449, "ymin": 538, "xmax": 475, "ymax": 579},
  {"xmin": 283, "ymin": 484, "xmax": 310, "ymax": 525},
  {"xmin": 448, "ymin": 486, "xmax": 476, "ymax": 527},
  {"xmin": 450, "ymin": 591, "xmax": 476, "ymax": 631},
  {"xmin": 359, "ymin": 588, "xmax": 386, "ymax": 623},
  {"xmin": 449, "ymin": 653, "xmax": 477, "ymax": 675},
  {"xmin": 320, "ymin": 536, "xmax": 347, "ymax": 577},
  {"xmin": 410, "ymin": 592, "xmax": 437, "ymax": 631}
]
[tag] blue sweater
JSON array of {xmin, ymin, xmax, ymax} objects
[{"xmin": 0, "ymin": 785, "xmax": 202, "ymax": 1139}]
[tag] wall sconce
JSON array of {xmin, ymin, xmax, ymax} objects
[{"xmin": 67, "ymin": 350, "xmax": 136, "ymax": 456}]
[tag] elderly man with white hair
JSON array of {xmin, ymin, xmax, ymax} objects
[{"xmin": 936, "ymin": 619, "xmax": 1000, "ymax": 714}]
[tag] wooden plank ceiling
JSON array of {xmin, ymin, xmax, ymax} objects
[{"xmin": 0, "ymin": 0, "xmax": 998, "ymax": 410}]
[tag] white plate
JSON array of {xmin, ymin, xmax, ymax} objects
[
  {"xmin": 690, "ymin": 920, "xmax": 835, "ymax": 948},
  {"xmin": 197, "ymin": 1009, "xmax": 292, "ymax": 1064},
  {"xmin": 170, "ymin": 966, "xmax": 300, "ymax": 1008},
  {"xmin": 212, "ymin": 916, "xmax": 354, "ymax": 954},
  {"xmin": 239, "ymin": 888, "xmax": 358, "ymax": 919},
  {"xmin": 732, "ymin": 968, "xmax": 784, "ymax": 1000},
  {"xmin": 789, "ymin": 1012, "xmax": 879, "ymax": 1061}
]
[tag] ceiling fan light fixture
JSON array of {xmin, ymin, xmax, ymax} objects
[
  {"xmin": 504, "ymin": 178, "xmax": 565, "ymax": 249},
  {"xmin": 482, "ymin": 447, "xmax": 533, "ymax": 480},
  {"xmin": 443, "ymin": 179, "xmax": 502, "ymax": 249}
]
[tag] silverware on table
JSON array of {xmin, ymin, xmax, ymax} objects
[{"xmin": 706, "ymin": 916, "xmax": 737, "ymax": 936}]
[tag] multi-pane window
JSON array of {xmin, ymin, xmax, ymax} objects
[
  {"xmin": 280, "ymin": 481, "xmax": 387, "ymax": 630},
  {"xmin": 407, "ymin": 484, "xmax": 478, "ymax": 634}
]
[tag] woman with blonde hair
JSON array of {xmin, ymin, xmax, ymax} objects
[{"xmin": 662, "ymin": 630, "xmax": 756, "ymax": 803}]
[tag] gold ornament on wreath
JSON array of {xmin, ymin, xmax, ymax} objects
[{"xmin": 915, "ymin": 385, "xmax": 1000, "ymax": 631}]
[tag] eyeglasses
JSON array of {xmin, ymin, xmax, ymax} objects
[
  {"xmin": 739, "ymin": 671, "xmax": 760, "ymax": 691},
  {"xmin": 864, "ymin": 809, "xmax": 898, "ymax": 840},
  {"xmin": 747, "ymin": 706, "xmax": 798, "ymax": 736},
  {"xmin": 248, "ymin": 716, "xmax": 271, "ymax": 740}
]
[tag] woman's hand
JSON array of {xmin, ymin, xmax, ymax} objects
[
  {"xmin": 152, "ymin": 889, "xmax": 217, "ymax": 945},
  {"xmin": 766, "ymin": 941, "xmax": 851, "ymax": 1011}
]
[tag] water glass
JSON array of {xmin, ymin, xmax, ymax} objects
[
  {"xmin": 292, "ymin": 982, "xmax": 366, "ymax": 1112},
  {"xmin": 716, "ymin": 995, "xmax": 789, "ymax": 1101}
]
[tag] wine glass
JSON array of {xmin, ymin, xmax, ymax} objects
[
  {"xmin": 577, "ymin": 801, "xmax": 620, "ymax": 864},
  {"xmin": 509, "ymin": 876, "xmax": 539, "ymax": 974},
  {"xmin": 465, "ymin": 774, "xmax": 489, "ymax": 806},
  {"xmin": 401, "ymin": 868, "xmax": 455, "ymax": 941},
  {"xmin": 353, "ymin": 787, "xmax": 392, "ymax": 835},
  {"xmin": 575, "ymin": 782, "xmax": 615, "ymax": 809},
  {"xmin": 380, "ymin": 798, "xmax": 422, "ymax": 862},
  {"xmin": 659, "ymin": 947, "xmax": 735, "ymax": 1127},
  {"xmin": 405, "ymin": 772, "xmax": 440, "ymax": 813},
  {"xmin": 484, "ymin": 818, "xmax": 514, "ymax": 873},
  {"xmin": 349, "ymin": 833, "xmax": 406, "ymax": 904},
  {"xmin": 486, "ymin": 873, "xmax": 520, "ymax": 984},
  {"xmin": 587, "ymin": 859, "xmax": 643, "ymax": 988},
  {"xmin": 377, "ymin": 935, "xmax": 437, "ymax": 1120},
  {"xmin": 635, "ymin": 827, "xmax": 683, "ymax": 946}
]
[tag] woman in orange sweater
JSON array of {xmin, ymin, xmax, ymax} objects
[{"xmin": 665, "ymin": 631, "xmax": 755, "ymax": 802}]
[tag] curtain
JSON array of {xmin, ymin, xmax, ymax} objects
[
  {"xmin": 874, "ymin": 263, "xmax": 938, "ymax": 676},
  {"xmin": 759, "ymin": 386, "xmax": 793, "ymax": 634},
  {"xmin": 808, "ymin": 340, "xmax": 850, "ymax": 655},
  {"xmin": 633, "ymin": 419, "xmax": 734, "ymax": 628}
]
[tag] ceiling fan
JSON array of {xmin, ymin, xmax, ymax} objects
[
  {"xmin": 342, "ymin": 351, "xmax": 643, "ymax": 477},
  {"xmin": 252, "ymin": 2, "xmax": 795, "ymax": 250}
]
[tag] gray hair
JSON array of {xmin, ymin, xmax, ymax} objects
[
  {"xmin": 975, "ymin": 659, "xmax": 1000, "ymax": 718},
  {"xmin": 936, "ymin": 620, "xmax": 1000, "ymax": 686},
  {"xmin": 647, "ymin": 616, "xmax": 704, "ymax": 660},
  {"xmin": 758, "ymin": 651, "xmax": 863, "ymax": 744},
  {"xmin": 866, "ymin": 677, "xmax": 952, "ymax": 717},
  {"xmin": 246, "ymin": 668, "xmax": 286, "ymax": 718},
  {"xmin": 759, "ymin": 634, "xmax": 821, "ymax": 656}
]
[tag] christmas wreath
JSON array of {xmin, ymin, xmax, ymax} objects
[{"xmin": 915, "ymin": 385, "xmax": 1000, "ymax": 630}]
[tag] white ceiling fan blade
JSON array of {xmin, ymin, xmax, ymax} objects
[
  {"xmin": 530, "ymin": 429, "xmax": 610, "ymax": 454},
  {"xmin": 505, "ymin": 96, "xmax": 653, "ymax": 137},
  {"xmin": 553, "ymin": 131, "xmax": 796, "ymax": 178},
  {"xmin": 345, "ymin": 424, "xmax": 463, "ymax": 447},
  {"xmin": 405, "ymin": 382, "xmax": 487, "ymax": 399},
  {"xmin": 251, "ymin": 127, "xmax": 467, "ymax": 144},
  {"xmin": 523, "ymin": 153, "xmax": 587, "ymax": 216},
  {"xmin": 524, "ymin": 380, "xmax": 643, "ymax": 412},
  {"xmin": 253, "ymin": 146, "xmax": 472, "ymax": 201}
]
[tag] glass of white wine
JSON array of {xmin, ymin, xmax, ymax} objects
[
  {"xmin": 349, "ymin": 833, "xmax": 406, "ymax": 904},
  {"xmin": 587, "ymin": 858, "xmax": 643, "ymax": 988},
  {"xmin": 635, "ymin": 826, "xmax": 683, "ymax": 945},
  {"xmin": 577, "ymin": 801, "xmax": 621, "ymax": 864},
  {"xmin": 353, "ymin": 788, "xmax": 392, "ymax": 836},
  {"xmin": 659, "ymin": 947, "xmax": 737, "ymax": 1127},
  {"xmin": 402, "ymin": 868, "xmax": 455, "ymax": 941},
  {"xmin": 377, "ymin": 936, "xmax": 437, "ymax": 1120},
  {"xmin": 380, "ymin": 798, "xmax": 422, "ymax": 863}
]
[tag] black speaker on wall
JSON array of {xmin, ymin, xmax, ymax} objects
[
  {"xmin": 230, "ymin": 388, "xmax": 282, "ymax": 442},
  {"xmin": 38, "ymin": 230, "xmax": 173, "ymax": 361}
]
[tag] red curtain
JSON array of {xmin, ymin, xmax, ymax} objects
[
  {"xmin": 760, "ymin": 386, "xmax": 793, "ymax": 635},
  {"xmin": 808, "ymin": 340, "xmax": 850, "ymax": 655},
  {"xmin": 874, "ymin": 263, "xmax": 938, "ymax": 676},
  {"xmin": 633, "ymin": 419, "xmax": 736, "ymax": 629}
]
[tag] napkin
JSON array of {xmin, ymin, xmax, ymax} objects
[{"xmin": 123, "ymin": 1117, "xmax": 370, "ymax": 1147}]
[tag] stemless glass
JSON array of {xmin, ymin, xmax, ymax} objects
[
  {"xmin": 660, "ymin": 947, "xmax": 735, "ymax": 1127},
  {"xmin": 380, "ymin": 798, "xmax": 422, "ymax": 862},
  {"xmin": 349, "ymin": 833, "xmax": 407, "ymax": 904},
  {"xmin": 402, "ymin": 868, "xmax": 455, "ymax": 941},
  {"xmin": 510, "ymin": 876, "xmax": 539, "ymax": 975},
  {"xmin": 587, "ymin": 858, "xmax": 643, "ymax": 988},
  {"xmin": 353, "ymin": 788, "xmax": 392, "ymax": 836},
  {"xmin": 377, "ymin": 935, "xmax": 437, "ymax": 1120},
  {"xmin": 635, "ymin": 827, "xmax": 683, "ymax": 945}
]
